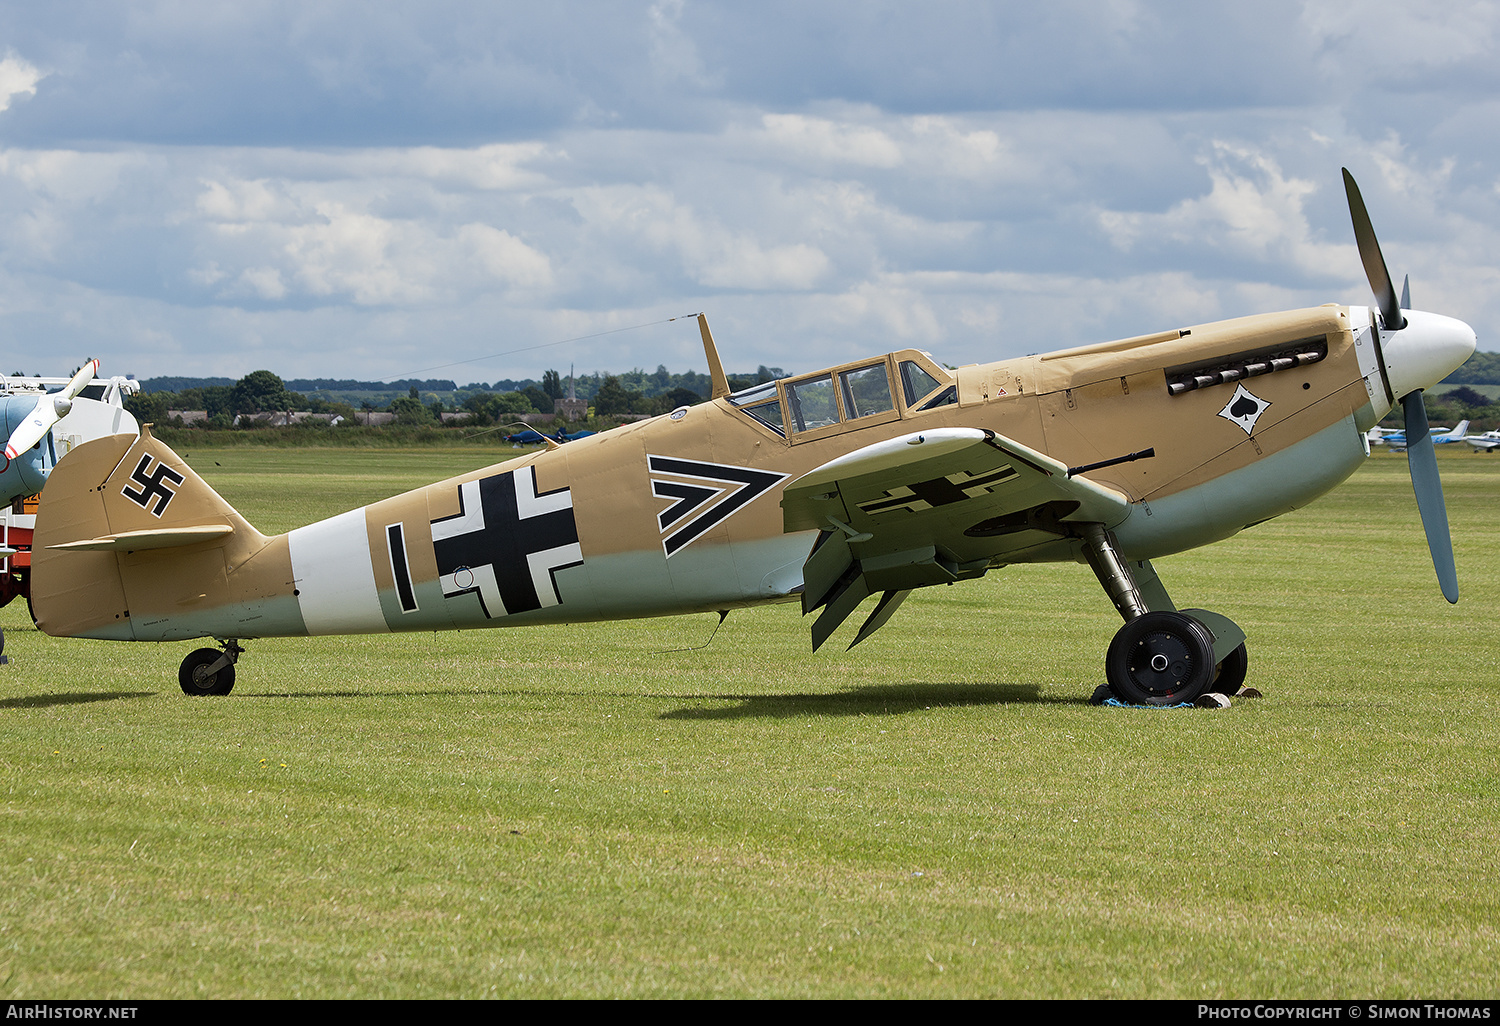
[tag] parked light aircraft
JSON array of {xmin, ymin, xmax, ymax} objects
[
  {"xmin": 1369, "ymin": 418, "xmax": 1469, "ymax": 452},
  {"xmin": 29, "ymin": 171, "xmax": 1476, "ymax": 706},
  {"xmin": 1464, "ymin": 429, "xmax": 1500, "ymax": 452}
]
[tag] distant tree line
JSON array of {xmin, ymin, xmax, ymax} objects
[
  {"xmin": 141, "ymin": 376, "xmax": 461, "ymax": 394},
  {"xmin": 122, "ymin": 353, "xmax": 1500, "ymax": 434},
  {"xmin": 1377, "ymin": 382, "xmax": 1497, "ymax": 432},
  {"xmin": 1441, "ymin": 350, "xmax": 1500, "ymax": 386},
  {"xmin": 125, "ymin": 364, "xmax": 791, "ymax": 430}
]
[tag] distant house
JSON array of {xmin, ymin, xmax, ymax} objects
[
  {"xmin": 349, "ymin": 411, "xmax": 395, "ymax": 426},
  {"xmin": 232, "ymin": 411, "xmax": 343, "ymax": 427}
]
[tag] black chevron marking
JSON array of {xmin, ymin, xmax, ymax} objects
[{"xmin": 647, "ymin": 455, "xmax": 788, "ymax": 557}]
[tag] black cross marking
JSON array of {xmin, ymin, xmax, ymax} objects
[
  {"xmin": 121, "ymin": 454, "xmax": 185, "ymax": 517},
  {"xmin": 855, "ymin": 465, "xmax": 1017, "ymax": 516},
  {"xmin": 430, "ymin": 467, "xmax": 582, "ymax": 619}
]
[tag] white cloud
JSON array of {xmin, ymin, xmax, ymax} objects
[
  {"xmin": 458, "ymin": 223, "xmax": 554, "ymax": 289},
  {"xmin": 760, "ymin": 113, "xmax": 904, "ymax": 168},
  {"xmin": 571, "ymin": 183, "xmax": 831, "ymax": 291},
  {"xmin": 1302, "ymin": 1, "xmax": 1500, "ymax": 73},
  {"xmin": 356, "ymin": 143, "xmax": 557, "ymax": 191},
  {"xmin": 283, "ymin": 203, "xmax": 414, "ymax": 303},
  {"xmin": 908, "ymin": 117, "xmax": 1006, "ymax": 178},
  {"xmin": 0, "ymin": 55, "xmax": 43, "ymax": 112},
  {"xmin": 0, "ymin": 148, "xmax": 139, "ymax": 203},
  {"xmin": 196, "ymin": 178, "xmax": 288, "ymax": 223},
  {"xmin": 695, "ymin": 240, "xmax": 829, "ymax": 290},
  {"xmin": 186, "ymin": 169, "xmax": 556, "ymax": 306},
  {"xmin": 649, "ymin": 0, "xmax": 715, "ymax": 88},
  {"xmin": 828, "ymin": 278, "xmax": 943, "ymax": 344},
  {"xmin": 235, "ymin": 266, "xmax": 287, "ymax": 301},
  {"xmin": 1098, "ymin": 143, "xmax": 1351, "ymax": 279}
]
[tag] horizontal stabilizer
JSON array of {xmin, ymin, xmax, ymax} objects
[
  {"xmin": 48, "ymin": 524, "xmax": 235, "ymax": 551},
  {"xmin": 32, "ymin": 426, "xmax": 271, "ymax": 640}
]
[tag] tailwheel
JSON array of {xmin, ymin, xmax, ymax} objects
[
  {"xmin": 1105, "ymin": 611, "xmax": 1216, "ymax": 706},
  {"xmin": 179, "ymin": 641, "xmax": 242, "ymax": 696}
]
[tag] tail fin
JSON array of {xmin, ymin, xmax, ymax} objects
[{"xmin": 32, "ymin": 426, "xmax": 273, "ymax": 640}]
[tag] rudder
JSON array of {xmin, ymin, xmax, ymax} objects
[{"xmin": 32, "ymin": 427, "xmax": 272, "ymax": 640}]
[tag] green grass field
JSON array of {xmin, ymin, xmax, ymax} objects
[{"xmin": 2, "ymin": 446, "xmax": 1497, "ymax": 998}]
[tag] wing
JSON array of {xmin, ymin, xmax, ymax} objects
[{"xmin": 782, "ymin": 427, "xmax": 1132, "ymax": 650}]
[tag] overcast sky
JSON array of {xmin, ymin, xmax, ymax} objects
[{"xmin": 0, "ymin": 1, "xmax": 1496, "ymax": 385}]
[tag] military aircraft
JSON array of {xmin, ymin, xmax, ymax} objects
[{"xmin": 29, "ymin": 170, "xmax": 1477, "ymax": 706}]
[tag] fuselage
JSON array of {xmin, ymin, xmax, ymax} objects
[{"xmin": 32, "ymin": 303, "xmax": 1464, "ymax": 643}]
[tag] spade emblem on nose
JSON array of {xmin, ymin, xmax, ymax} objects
[{"xmin": 1218, "ymin": 384, "xmax": 1270, "ymax": 435}]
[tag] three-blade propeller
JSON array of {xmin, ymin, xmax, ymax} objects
[
  {"xmin": 4, "ymin": 359, "xmax": 99, "ymax": 461},
  {"xmin": 1343, "ymin": 170, "xmax": 1459, "ymax": 602}
]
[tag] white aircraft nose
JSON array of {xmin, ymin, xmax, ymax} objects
[{"xmin": 1381, "ymin": 310, "xmax": 1478, "ymax": 400}]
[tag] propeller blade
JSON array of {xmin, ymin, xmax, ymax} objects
[
  {"xmin": 1400, "ymin": 274, "xmax": 1410, "ymax": 311},
  {"xmin": 1343, "ymin": 168, "xmax": 1406, "ymax": 331},
  {"xmin": 60, "ymin": 359, "xmax": 100, "ymax": 401},
  {"xmin": 1402, "ymin": 392, "xmax": 1459, "ymax": 603},
  {"xmin": 5, "ymin": 398, "xmax": 55, "ymax": 460},
  {"xmin": 3, "ymin": 359, "xmax": 99, "ymax": 460}
]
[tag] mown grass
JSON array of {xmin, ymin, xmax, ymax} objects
[
  {"xmin": 1, "ymin": 446, "xmax": 1497, "ymax": 998},
  {"xmin": 151, "ymin": 424, "xmax": 543, "ymax": 450}
]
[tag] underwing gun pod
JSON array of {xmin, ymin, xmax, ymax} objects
[{"xmin": 30, "ymin": 171, "xmax": 1475, "ymax": 705}]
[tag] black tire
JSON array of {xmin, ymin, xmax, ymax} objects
[
  {"xmin": 1208, "ymin": 643, "xmax": 1249, "ymax": 696},
  {"xmin": 1105, "ymin": 611, "xmax": 1216, "ymax": 706},
  {"xmin": 180, "ymin": 648, "xmax": 235, "ymax": 696}
]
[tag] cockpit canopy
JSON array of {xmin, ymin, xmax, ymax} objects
[{"xmin": 728, "ymin": 350, "xmax": 956, "ymax": 441}]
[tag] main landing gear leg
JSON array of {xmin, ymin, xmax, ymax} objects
[
  {"xmin": 1079, "ymin": 526, "xmax": 1246, "ymax": 706},
  {"xmin": 179, "ymin": 639, "xmax": 244, "ymax": 696}
]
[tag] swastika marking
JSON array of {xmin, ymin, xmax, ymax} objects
[{"xmin": 121, "ymin": 455, "xmax": 185, "ymax": 517}]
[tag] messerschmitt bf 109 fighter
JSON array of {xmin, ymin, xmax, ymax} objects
[{"xmin": 29, "ymin": 171, "xmax": 1476, "ymax": 705}]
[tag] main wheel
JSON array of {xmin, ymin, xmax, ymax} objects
[
  {"xmin": 1207, "ymin": 644, "xmax": 1249, "ymax": 696},
  {"xmin": 179, "ymin": 648, "xmax": 235, "ymax": 696},
  {"xmin": 1105, "ymin": 611, "xmax": 1216, "ymax": 706}
]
